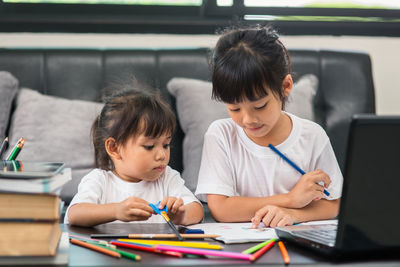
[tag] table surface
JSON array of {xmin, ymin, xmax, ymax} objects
[{"xmin": 63, "ymin": 223, "xmax": 400, "ymax": 267}]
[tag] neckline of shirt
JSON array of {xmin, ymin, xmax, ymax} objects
[{"xmin": 236, "ymin": 112, "xmax": 301, "ymax": 157}]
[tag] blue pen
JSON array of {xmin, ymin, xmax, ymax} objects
[{"xmin": 268, "ymin": 144, "xmax": 330, "ymax": 197}]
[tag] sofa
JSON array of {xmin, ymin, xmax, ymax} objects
[{"xmin": 0, "ymin": 48, "xmax": 375, "ymax": 208}]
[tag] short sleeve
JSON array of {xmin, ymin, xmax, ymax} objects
[
  {"xmin": 195, "ymin": 127, "xmax": 236, "ymax": 202},
  {"xmin": 164, "ymin": 167, "xmax": 201, "ymax": 205},
  {"xmin": 64, "ymin": 169, "xmax": 105, "ymax": 223},
  {"xmin": 313, "ymin": 141, "xmax": 343, "ymax": 200}
]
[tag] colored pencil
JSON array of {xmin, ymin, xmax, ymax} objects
[
  {"xmin": 69, "ymin": 234, "xmax": 116, "ymax": 249},
  {"xmin": 70, "ymin": 238, "xmax": 121, "ymax": 258},
  {"xmin": 117, "ymin": 239, "xmax": 223, "ymax": 250},
  {"xmin": 91, "ymin": 233, "xmax": 219, "ymax": 239},
  {"xmin": 155, "ymin": 245, "xmax": 253, "ymax": 261},
  {"xmin": 110, "ymin": 240, "xmax": 183, "ymax": 258},
  {"xmin": 278, "ymin": 241, "xmax": 290, "ymax": 265},
  {"xmin": 160, "ymin": 211, "xmax": 184, "ymax": 241},
  {"xmin": 268, "ymin": 144, "xmax": 330, "ymax": 196},
  {"xmin": 0, "ymin": 137, "xmax": 8, "ymax": 159},
  {"xmin": 242, "ymin": 239, "xmax": 275, "ymax": 254},
  {"xmin": 86, "ymin": 241, "xmax": 141, "ymax": 261},
  {"xmin": 7, "ymin": 138, "xmax": 25, "ymax": 161},
  {"xmin": 249, "ymin": 239, "xmax": 276, "ymax": 262}
]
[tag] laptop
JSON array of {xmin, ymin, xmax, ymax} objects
[{"xmin": 275, "ymin": 114, "xmax": 400, "ymax": 257}]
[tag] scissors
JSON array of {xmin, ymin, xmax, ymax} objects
[{"xmin": 149, "ymin": 201, "xmax": 183, "ymax": 241}]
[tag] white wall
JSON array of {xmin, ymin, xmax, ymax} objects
[{"xmin": 1, "ymin": 33, "xmax": 399, "ymax": 115}]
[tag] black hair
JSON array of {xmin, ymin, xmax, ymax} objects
[
  {"xmin": 211, "ymin": 24, "xmax": 292, "ymax": 106},
  {"xmin": 91, "ymin": 89, "xmax": 176, "ymax": 171}
]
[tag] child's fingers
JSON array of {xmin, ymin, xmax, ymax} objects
[
  {"xmin": 252, "ymin": 206, "xmax": 272, "ymax": 227},
  {"xmin": 261, "ymin": 209, "xmax": 276, "ymax": 227},
  {"xmin": 139, "ymin": 202, "xmax": 157, "ymax": 214},
  {"xmin": 312, "ymin": 170, "xmax": 331, "ymax": 188},
  {"xmin": 276, "ymin": 216, "xmax": 293, "ymax": 227},
  {"xmin": 128, "ymin": 208, "xmax": 152, "ymax": 220},
  {"xmin": 170, "ymin": 198, "xmax": 183, "ymax": 214},
  {"xmin": 159, "ymin": 197, "xmax": 170, "ymax": 209}
]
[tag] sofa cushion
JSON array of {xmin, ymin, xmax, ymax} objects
[
  {"xmin": 167, "ymin": 74, "xmax": 318, "ymax": 192},
  {"xmin": 6, "ymin": 88, "xmax": 103, "ymax": 203},
  {"xmin": 0, "ymin": 71, "xmax": 19, "ymax": 139}
]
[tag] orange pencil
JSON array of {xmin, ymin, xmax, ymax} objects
[
  {"xmin": 70, "ymin": 238, "xmax": 121, "ymax": 258},
  {"xmin": 278, "ymin": 241, "xmax": 290, "ymax": 265}
]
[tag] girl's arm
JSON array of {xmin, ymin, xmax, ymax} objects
[
  {"xmin": 68, "ymin": 196, "xmax": 154, "ymax": 227},
  {"xmin": 251, "ymin": 199, "xmax": 340, "ymax": 227},
  {"xmin": 176, "ymin": 202, "xmax": 204, "ymax": 226},
  {"xmin": 68, "ymin": 203, "xmax": 121, "ymax": 227},
  {"xmin": 207, "ymin": 194, "xmax": 293, "ymax": 222}
]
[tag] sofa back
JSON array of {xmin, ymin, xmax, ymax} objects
[{"xmin": 0, "ymin": 48, "xmax": 375, "ymax": 201}]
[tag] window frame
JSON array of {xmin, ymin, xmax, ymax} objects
[{"xmin": 1, "ymin": 0, "xmax": 399, "ymax": 36}]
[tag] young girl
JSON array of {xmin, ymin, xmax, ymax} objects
[
  {"xmin": 195, "ymin": 25, "xmax": 343, "ymax": 227},
  {"xmin": 66, "ymin": 89, "xmax": 203, "ymax": 227}
]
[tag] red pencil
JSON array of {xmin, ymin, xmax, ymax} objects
[
  {"xmin": 110, "ymin": 241, "xmax": 183, "ymax": 258},
  {"xmin": 250, "ymin": 239, "xmax": 276, "ymax": 262}
]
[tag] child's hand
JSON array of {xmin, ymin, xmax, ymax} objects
[
  {"xmin": 158, "ymin": 197, "xmax": 185, "ymax": 224},
  {"xmin": 116, "ymin": 196, "xmax": 154, "ymax": 222},
  {"xmin": 251, "ymin": 205, "xmax": 296, "ymax": 228},
  {"xmin": 288, "ymin": 169, "xmax": 331, "ymax": 208}
]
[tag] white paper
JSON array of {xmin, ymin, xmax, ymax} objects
[{"xmin": 188, "ymin": 222, "xmax": 278, "ymax": 244}]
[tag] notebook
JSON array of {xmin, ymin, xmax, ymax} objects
[{"xmin": 275, "ymin": 114, "xmax": 400, "ymax": 257}]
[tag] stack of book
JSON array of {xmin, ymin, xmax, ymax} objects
[{"xmin": 0, "ymin": 166, "xmax": 71, "ymax": 257}]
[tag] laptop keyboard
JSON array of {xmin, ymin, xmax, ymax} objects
[{"xmin": 292, "ymin": 224, "xmax": 337, "ymax": 246}]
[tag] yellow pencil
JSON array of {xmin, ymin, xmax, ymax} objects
[{"xmin": 117, "ymin": 239, "xmax": 223, "ymax": 250}]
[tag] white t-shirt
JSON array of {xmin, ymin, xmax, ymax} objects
[
  {"xmin": 195, "ymin": 113, "xmax": 343, "ymax": 202},
  {"xmin": 64, "ymin": 166, "xmax": 200, "ymax": 224}
]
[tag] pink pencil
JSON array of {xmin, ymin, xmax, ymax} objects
[{"xmin": 154, "ymin": 245, "xmax": 253, "ymax": 261}]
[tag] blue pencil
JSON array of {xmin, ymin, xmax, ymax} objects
[{"xmin": 268, "ymin": 144, "xmax": 330, "ymax": 196}]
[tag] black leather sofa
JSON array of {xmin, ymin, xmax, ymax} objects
[{"xmin": 0, "ymin": 48, "xmax": 375, "ymax": 204}]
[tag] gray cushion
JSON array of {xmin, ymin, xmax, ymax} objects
[
  {"xmin": 6, "ymin": 88, "xmax": 103, "ymax": 203},
  {"xmin": 0, "ymin": 71, "xmax": 19, "ymax": 139},
  {"xmin": 285, "ymin": 74, "xmax": 318, "ymax": 121},
  {"xmin": 167, "ymin": 74, "xmax": 318, "ymax": 192}
]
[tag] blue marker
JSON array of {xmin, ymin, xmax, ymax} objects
[{"xmin": 268, "ymin": 144, "xmax": 330, "ymax": 197}]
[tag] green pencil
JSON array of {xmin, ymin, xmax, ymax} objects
[
  {"xmin": 242, "ymin": 239, "xmax": 276, "ymax": 254},
  {"xmin": 6, "ymin": 138, "xmax": 25, "ymax": 161},
  {"xmin": 86, "ymin": 241, "xmax": 141, "ymax": 261}
]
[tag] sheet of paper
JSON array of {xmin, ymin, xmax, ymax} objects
[{"xmin": 188, "ymin": 222, "xmax": 277, "ymax": 244}]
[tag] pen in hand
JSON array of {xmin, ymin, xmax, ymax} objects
[{"xmin": 268, "ymin": 144, "xmax": 330, "ymax": 197}]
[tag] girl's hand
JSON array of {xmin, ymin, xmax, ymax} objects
[
  {"xmin": 159, "ymin": 197, "xmax": 185, "ymax": 224},
  {"xmin": 287, "ymin": 169, "xmax": 331, "ymax": 208},
  {"xmin": 251, "ymin": 205, "xmax": 296, "ymax": 228},
  {"xmin": 116, "ymin": 196, "xmax": 154, "ymax": 222}
]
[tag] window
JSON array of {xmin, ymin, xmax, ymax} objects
[{"xmin": 1, "ymin": 0, "xmax": 399, "ymax": 36}]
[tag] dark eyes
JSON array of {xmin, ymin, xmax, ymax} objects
[
  {"xmin": 229, "ymin": 102, "xmax": 267, "ymax": 112},
  {"xmin": 163, "ymin": 144, "xmax": 170, "ymax": 149},
  {"xmin": 255, "ymin": 103, "xmax": 267, "ymax": 110},
  {"xmin": 143, "ymin": 144, "xmax": 170, "ymax": 150}
]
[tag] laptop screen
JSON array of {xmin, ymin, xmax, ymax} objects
[{"xmin": 336, "ymin": 114, "xmax": 400, "ymax": 252}]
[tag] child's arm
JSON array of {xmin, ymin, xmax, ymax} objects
[
  {"xmin": 207, "ymin": 169, "xmax": 331, "ymax": 222},
  {"xmin": 159, "ymin": 197, "xmax": 203, "ymax": 226},
  {"xmin": 251, "ymin": 198, "xmax": 340, "ymax": 228},
  {"xmin": 68, "ymin": 196, "xmax": 154, "ymax": 227},
  {"xmin": 207, "ymin": 193, "xmax": 293, "ymax": 222}
]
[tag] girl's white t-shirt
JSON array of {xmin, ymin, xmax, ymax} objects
[
  {"xmin": 64, "ymin": 166, "xmax": 200, "ymax": 224},
  {"xmin": 195, "ymin": 113, "xmax": 343, "ymax": 202}
]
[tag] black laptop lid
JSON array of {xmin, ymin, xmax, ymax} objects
[{"xmin": 336, "ymin": 114, "xmax": 400, "ymax": 253}]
